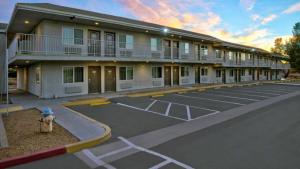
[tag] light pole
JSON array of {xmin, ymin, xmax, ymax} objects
[{"xmin": 5, "ymin": 32, "xmax": 8, "ymax": 116}]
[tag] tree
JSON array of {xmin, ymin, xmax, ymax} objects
[
  {"xmin": 271, "ymin": 38, "xmax": 285, "ymax": 55},
  {"xmin": 286, "ymin": 22, "xmax": 300, "ymax": 70}
]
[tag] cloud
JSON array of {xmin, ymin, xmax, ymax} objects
[
  {"xmin": 282, "ymin": 2, "xmax": 300, "ymax": 14},
  {"xmin": 251, "ymin": 14, "xmax": 260, "ymax": 21},
  {"xmin": 117, "ymin": 0, "xmax": 274, "ymax": 51},
  {"xmin": 240, "ymin": 0, "xmax": 256, "ymax": 11},
  {"xmin": 260, "ymin": 14, "xmax": 277, "ymax": 24}
]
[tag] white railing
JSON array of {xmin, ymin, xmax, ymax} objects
[{"xmin": 7, "ymin": 34, "xmax": 222, "ymax": 63}]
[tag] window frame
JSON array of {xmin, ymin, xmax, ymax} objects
[
  {"xmin": 119, "ymin": 66, "xmax": 134, "ymax": 80},
  {"xmin": 184, "ymin": 42, "xmax": 190, "ymax": 54},
  {"xmin": 152, "ymin": 66, "xmax": 162, "ymax": 79},
  {"xmin": 201, "ymin": 67, "xmax": 208, "ymax": 76},
  {"xmin": 119, "ymin": 34, "xmax": 134, "ymax": 50},
  {"xmin": 181, "ymin": 66, "xmax": 189, "ymax": 77},
  {"xmin": 151, "ymin": 38, "xmax": 158, "ymax": 51},
  {"xmin": 62, "ymin": 27, "xmax": 84, "ymax": 45},
  {"xmin": 216, "ymin": 69, "xmax": 221, "ymax": 78},
  {"xmin": 62, "ymin": 66, "xmax": 84, "ymax": 84}
]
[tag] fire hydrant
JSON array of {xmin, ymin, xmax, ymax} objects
[{"xmin": 39, "ymin": 107, "xmax": 55, "ymax": 133}]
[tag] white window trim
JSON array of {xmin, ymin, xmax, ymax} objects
[
  {"xmin": 119, "ymin": 34, "xmax": 134, "ymax": 50},
  {"xmin": 119, "ymin": 66, "xmax": 134, "ymax": 81},
  {"xmin": 151, "ymin": 38, "xmax": 158, "ymax": 52},
  {"xmin": 62, "ymin": 27, "xmax": 84, "ymax": 46},
  {"xmin": 181, "ymin": 66, "xmax": 189, "ymax": 77},
  {"xmin": 62, "ymin": 66, "xmax": 84, "ymax": 84},
  {"xmin": 151, "ymin": 66, "xmax": 162, "ymax": 79},
  {"xmin": 184, "ymin": 42, "xmax": 190, "ymax": 54}
]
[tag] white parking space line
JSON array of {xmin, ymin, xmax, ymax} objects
[
  {"xmin": 186, "ymin": 105, "xmax": 191, "ymax": 121},
  {"xmin": 145, "ymin": 100, "xmax": 158, "ymax": 111},
  {"xmin": 96, "ymin": 146, "xmax": 133, "ymax": 160},
  {"xmin": 175, "ymin": 94, "xmax": 246, "ymax": 106},
  {"xmin": 117, "ymin": 102, "xmax": 188, "ymax": 121},
  {"xmin": 82, "ymin": 149, "xmax": 117, "ymax": 169},
  {"xmin": 149, "ymin": 160, "xmax": 171, "ymax": 169},
  {"xmin": 151, "ymin": 99, "xmax": 219, "ymax": 113},
  {"xmin": 119, "ymin": 137, "xmax": 194, "ymax": 169},
  {"xmin": 197, "ymin": 92, "xmax": 261, "ymax": 101},
  {"xmin": 276, "ymin": 83, "xmax": 300, "ymax": 86},
  {"xmin": 211, "ymin": 91, "xmax": 270, "ymax": 98},
  {"xmin": 248, "ymin": 89, "xmax": 289, "ymax": 94},
  {"xmin": 229, "ymin": 89, "xmax": 281, "ymax": 96},
  {"xmin": 165, "ymin": 103, "xmax": 172, "ymax": 116}
]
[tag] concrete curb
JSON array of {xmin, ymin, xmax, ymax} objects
[{"xmin": 0, "ymin": 107, "xmax": 112, "ymax": 168}]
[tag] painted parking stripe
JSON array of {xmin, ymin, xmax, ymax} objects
[
  {"xmin": 165, "ymin": 103, "xmax": 172, "ymax": 116},
  {"xmin": 149, "ymin": 160, "xmax": 171, "ymax": 169},
  {"xmin": 152, "ymin": 99, "xmax": 219, "ymax": 113},
  {"xmin": 145, "ymin": 100, "xmax": 157, "ymax": 111},
  {"xmin": 196, "ymin": 92, "xmax": 261, "ymax": 101},
  {"xmin": 210, "ymin": 90, "xmax": 270, "ymax": 98},
  {"xmin": 186, "ymin": 105, "xmax": 191, "ymax": 121},
  {"xmin": 229, "ymin": 89, "xmax": 281, "ymax": 96},
  {"xmin": 82, "ymin": 149, "xmax": 116, "ymax": 169},
  {"xmin": 119, "ymin": 137, "xmax": 194, "ymax": 169},
  {"xmin": 175, "ymin": 94, "xmax": 246, "ymax": 106},
  {"xmin": 117, "ymin": 103, "xmax": 188, "ymax": 121}
]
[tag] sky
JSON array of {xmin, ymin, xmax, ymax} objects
[{"xmin": 0, "ymin": 0, "xmax": 299, "ymax": 51}]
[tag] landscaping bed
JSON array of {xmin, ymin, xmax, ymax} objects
[{"xmin": 0, "ymin": 108, "xmax": 78, "ymax": 160}]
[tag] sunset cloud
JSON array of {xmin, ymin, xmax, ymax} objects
[
  {"xmin": 283, "ymin": 2, "xmax": 300, "ymax": 14},
  {"xmin": 261, "ymin": 14, "xmax": 277, "ymax": 24},
  {"xmin": 117, "ymin": 0, "xmax": 274, "ymax": 51}
]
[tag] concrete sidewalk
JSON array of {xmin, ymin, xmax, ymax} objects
[{"xmin": 9, "ymin": 93, "xmax": 106, "ymax": 141}]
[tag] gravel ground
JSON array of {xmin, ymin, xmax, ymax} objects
[{"xmin": 0, "ymin": 108, "xmax": 78, "ymax": 160}]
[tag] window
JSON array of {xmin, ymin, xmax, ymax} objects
[
  {"xmin": 119, "ymin": 34, "xmax": 133, "ymax": 49},
  {"xmin": 201, "ymin": 67, "xmax": 208, "ymax": 76},
  {"xmin": 151, "ymin": 38, "xmax": 161, "ymax": 51},
  {"xmin": 216, "ymin": 69, "xmax": 221, "ymax": 78},
  {"xmin": 249, "ymin": 69, "xmax": 253, "ymax": 75},
  {"xmin": 184, "ymin": 43, "xmax": 189, "ymax": 54},
  {"xmin": 241, "ymin": 53, "xmax": 246, "ymax": 61},
  {"xmin": 228, "ymin": 51, "xmax": 233, "ymax": 60},
  {"xmin": 230, "ymin": 70, "xmax": 234, "ymax": 77},
  {"xmin": 181, "ymin": 66, "xmax": 189, "ymax": 77},
  {"xmin": 241, "ymin": 69, "xmax": 245, "ymax": 76},
  {"xmin": 119, "ymin": 66, "xmax": 133, "ymax": 80},
  {"xmin": 152, "ymin": 67, "xmax": 162, "ymax": 78},
  {"xmin": 259, "ymin": 70, "xmax": 263, "ymax": 75},
  {"xmin": 62, "ymin": 27, "xmax": 83, "ymax": 45},
  {"xmin": 63, "ymin": 66, "xmax": 84, "ymax": 83},
  {"xmin": 35, "ymin": 67, "xmax": 40, "ymax": 84},
  {"xmin": 201, "ymin": 45, "xmax": 208, "ymax": 56},
  {"xmin": 215, "ymin": 49, "xmax": 221, "ymax": 58}
]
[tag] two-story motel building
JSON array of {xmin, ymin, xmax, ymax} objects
[{"xmin": 6, "ymin": 3, "xmax": 290, "ymax": 98}]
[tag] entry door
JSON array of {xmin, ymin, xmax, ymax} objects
[
  {"xmin": 222, "ymin": 69, "xmax": 226, "ymax": 83},
  {"xmin": 105, "ymin": 32, "xmax": 116, "ymax": 57},
  {"xmin": 257, "ymin": 69, "xmax": 260, "ymax": 80},
  {"xmin": 164, "ymin": 40, "xmax": 171, "ymax": 59},
  {"xmin": 88, "ymin": 30, "xmax": 101, "ymax": 56},
  {"xmin": 195, "ymin": 67, "xmax": 201, "ymax": 84},
  {"xmin": 237, "ymin": 69, "xmax": 241, "ymax": 82},
  {"xmin": 105, "ymin": 66, "xmax": 116, "ymax": 92},
  {"xmin": 234, "ymin": 69, "xmax": 238, "ymax": 82},
  {"xmin": 173, "ymin": 41, "xmax": 179, "ymax": 59},
  {"xmin": 88, "ymin": 66, "xmax": 101, "ymax": 93},
  {"xmin": 173, "ymin": 66, "xmax": 179, "ymax": 85},
  {"xmin": 252, "ymin": 69, "xmax": 255, "ymax": 80},
  {"xmin": 164, "ymin": 66, "xmax": 171, "ymax": 86}
]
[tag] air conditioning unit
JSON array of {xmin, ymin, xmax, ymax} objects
[
  {"xmin": 151, "ymin": 52, "xmax": 161, "ymax": 59},
  {"xmin": 120, "ymin": 50, "xmax": 133, "ymax": 57},
  {"xmin": 64, "ymin": 47, "xmax": 82, "ymax": 55}
]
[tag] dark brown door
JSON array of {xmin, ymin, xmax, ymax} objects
[
  {"xmin": 105, "ymin": 32, "xmax": 116, "ymax": 57},
  {"xmin": 105, "ymin": 66, "xmax": 116, "ymax": 92},
  {"xmin": 164, "ymin": 40, "xmax": 171, "ymax": 59},
  {"xmin": 173, "ymin": 66, "xmax": 179, "ymax": 85},
  {"xmin": 173, "ymin": 41, "xmax": 179, "ymax": 59},
  {"xmin": 88, "ymin": 30, "xmax": 101, "ymax": 56},
  {"xmin": 257, "ymin": 69, "xmax": 260, "ymax": 80},
  {"xmin": 195, "ymin": 67, "xmax": 200, "ymax": 84},
  {"xmin": 164, "ymin": 66, "xmax": 171, "ymax": 86},
  {"xmin": 222, "ymin": 69, "xmax": 226, "ymax": 83},
  {"xmin": 88, "ymin": 66, "xmax": 101, "ymax": 93}
]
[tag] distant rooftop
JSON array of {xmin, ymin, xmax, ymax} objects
[{"xmin": 0, "ymin": 23, "xmax": 7, "ymax": 31}]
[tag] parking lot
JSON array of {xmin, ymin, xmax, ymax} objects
[{"xmin": 11, "ymin": 83, "xmax": 300, "ymax": 169}]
